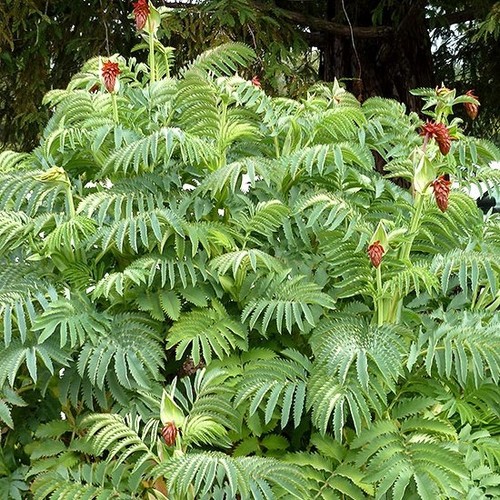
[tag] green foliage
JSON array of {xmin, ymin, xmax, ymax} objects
[
  {"xmin": 152, "ymin": 452, "xmax": 308, "ymax": 499},
  {"xmin": 351, "ymin": 417, "xmax": 466, "ymax": 499},
  {"xmin": 0, "ymin": 27, "xmax": 499, "ymax": 500}
]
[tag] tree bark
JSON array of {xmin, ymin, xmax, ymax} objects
[{"xmin": 291, "ymin": 0, "xmax": 435, "ymax": 111}]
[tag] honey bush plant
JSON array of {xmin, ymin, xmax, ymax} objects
[{"xmin": 1, "ymin": 4, "xmax": 500, "ymax": 499}]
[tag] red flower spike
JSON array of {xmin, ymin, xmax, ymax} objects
[
  {"xmin": 435, "ymin": 127, "xmax": 452, "ymax": 155},
  {"xmin": 101, "ymin": 61, "xmax": 120, "ymax": 93},
  {"xmin": 432, "ymin": 175, "xmax": 452, "ymax": 212},
  {"xmin": 368, "ymin": 241, "xmax": 385, "ymax": 268},
  {"xmin": 251, "ymin": 76, "xmax": 261, "ymax": 88},
  {"xmin": 464, "ymin": 90, "xmax": 479, "ymax": 120},
  {"xmin": 161, "ymin": 422, "xmax": 178, "ymax": 446},
  {"xmin": 420, "ymin": 121, "xmax": 453, "ymax": 155},
  {"xmin": 133, "ymin": 0, "xmax": 150, "ymax": 31}
]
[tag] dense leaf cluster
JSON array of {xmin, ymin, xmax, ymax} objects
[{"xmin": 0, "ymin": 40, "xmax": 500, "ymax": 499}]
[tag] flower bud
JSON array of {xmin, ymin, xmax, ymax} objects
[
  {"xmin": 464, "ymin": 90, "xmax": 479, "ymax": 120},
  {"xmin": 420, "ymin": 121, "xmax": 453, "ymax": 155},
  {"xmin": 35, "ymin": 166, "xmax": 68, "ymax": 184},
  {"xmin": 133, "ymin": 0, "xmax": 150, "ymax": 31},
  {"xmin": 432, "ymin": 175, "xmax": 452, "ymax": 212},
  {"xmin": 101, "ymin": 61, "xmax": 120, "ymax": 93},
  {"xmin": 368, "ymin": 241, "xmax": 385, "ymax": 268},
  {"xmin": 251, "ymin": 76, "xmax": 261, "ymax": 88},
  {"xmin": 161, "ymin": 422, "xmax": 178, "ymax": 447}
]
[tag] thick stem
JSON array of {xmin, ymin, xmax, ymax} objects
[
  {"xmin": 149, "ymin": 33, "xmax": 156, "ymax": 82},
  {"xmin": 400, "ymin": 191, "xmax": 425, "ymax": 262},
  {"xmin": 65, "ymin": 182, "xmax": 75, "ymax": 219},
  {"xmin": 376, "ymin": 264, "xmax": 384, "ymax": 326},
  {"xmin": 111, "ymin": 93, "xmax": 119, "ymax": 123},
  {"xmin": 164, "ymin": 50, "xmax": 170, "ymax": 79},
  {"xmin": 387, "ymin": 191, "xmax": 425, "ymax": 322}
]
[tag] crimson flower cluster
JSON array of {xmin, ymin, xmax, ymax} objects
[
  {"xmin": 420, "ymin": 121, "xmax": 453, "ymax": 155},
  {"xmin": 464, "ymin": 90, "xmax": 479, "ymax": 120},
  {"xmin": 367, "ymin": 241, "xmax": 385, "ymax": 268},
  {"xmin": 161, "ymin": 422, "xmax": 178, "ymax": 446},
  {"xmin": 133, "ymin": 0, "xmax": 150, "ymax": 30},
  {"xmin": 432, "ymin": 175, "xmax": 452, "ymax": 212},
  {"xmin": 101, "ymin": 61, "xmax": 120, "ymax": 93}
]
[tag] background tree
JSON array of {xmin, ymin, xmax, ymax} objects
[
  {"xmin": 0, "ymin": 0, "xmax": 138, "ymax": 150},
  {"xmin": 1, "ymin": 0, "xmax": 499, "ymax": 151}
]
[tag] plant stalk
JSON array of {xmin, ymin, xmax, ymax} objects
[
  {"xmin": 65, "ymin": 182, "xmax": 75, "ymax": 219},
  {"xmin": 400, "ymin": 191, "xmax": 425, "ymax": 262},
  {"xmin": 111, "ymin": 93, "xmax": 119, "ymax": 123},
  {"xmin": 387, "ymin": 191, "xmax": 426, "ymax": 322},
  {"xmin": 376, "ymin": 264, "xmax": 384, "ymax": 325},
  {"xmin": 149, "ymin": 33, "xmax": 156, "ymax": 82}
]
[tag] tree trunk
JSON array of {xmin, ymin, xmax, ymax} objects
[{"xmin": 318, "ymin": 0, "xmax": 434, "ymax": 111}]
